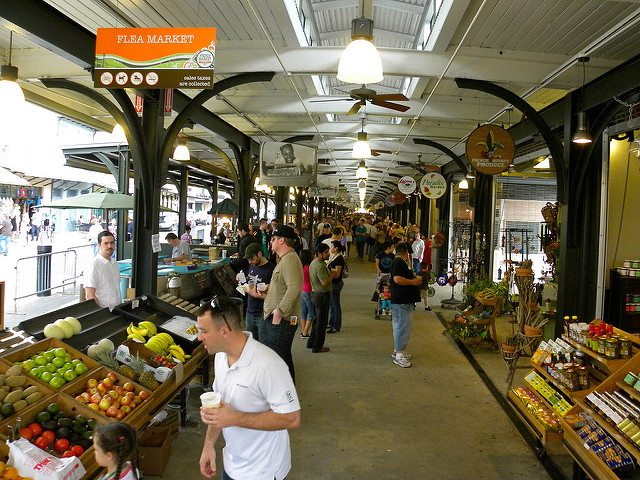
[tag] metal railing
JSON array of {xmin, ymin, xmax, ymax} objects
[{"xmin": 13, "ymin": 244, "xmax": 94, "ymax": 312}]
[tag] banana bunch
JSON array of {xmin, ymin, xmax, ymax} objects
[
  {"xmin": 126, "ymin": 321, "xmax": 158, "ymax": 342},
  {"xmin": 168, "ymin": 344, "xmax": 190, "ymax": 363},
  {"xmin": 145, "ymin": 333, "xmax": 175, "ymax": 355}
]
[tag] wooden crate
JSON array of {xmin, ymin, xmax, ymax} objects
[
  {"xmin": 0, "ymin": 338, "xmax": 100, "ymax": 391},
  {"xmin": 0, "ymin": 392, "xmax": 112, "ymax": 467},
  {"xmin": 62, "ymin": 366, "xmax": 152, "ymax": 429},
  {"xmin": 0, "ymin": 361, "xmax": 53, "ymax": 425}
]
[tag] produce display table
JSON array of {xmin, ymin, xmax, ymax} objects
[{"xmin": 0, "ymin": 295, "xmax": 209, "ymax": 480}]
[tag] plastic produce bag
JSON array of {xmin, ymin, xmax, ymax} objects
[{"xmin": 8, "ymin": 438, "xmax": 86, "ymax": 480}]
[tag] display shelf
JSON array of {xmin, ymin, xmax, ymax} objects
[
  {"xmin": 561, "ymin": 417, "xmax": 622, "ymax": 480},
  {"xmin": 616, "ymin": 381, "xmax": 640, "ymax": 403},
  {"xmin": 507, "ymin": 389, "xmax": 562, "ymax": 445},
  {"xmin": 562, "ymin": 336, "xmax": 632, "ymax": 371},
  {"xmin": 523, "ymin": 372, "xmax": 572, "ymax": 417},
  {"xmin": 529, "ymin": 362, "xmax": 595, "ymax": 401},
  {"xmin": 573, "ymin": 397, "xmax": 640, "ymax": 463}
]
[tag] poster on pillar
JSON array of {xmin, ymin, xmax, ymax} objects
[
  {"xmin": 94, "ymin": 28, "xmax": 216, "ymax": 89},
  {"xmin": 465, "ymin": 124, "xmax": 515, "ymax": 174},
  {"xmin": 259, "ymin": 142, "xmax": 317, "ymax": 186}
]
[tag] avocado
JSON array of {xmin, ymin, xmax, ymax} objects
[
  {"xmin": 71, "ymin": 421, "xmax": 85, "ymax": 433},
  {"xmin": 35, "ymin": 411, "xmax": 51, "ymax": 424},
  {"xmin": 56, "ymin": 426, "xmax": 72, "ymax": 440},
  {"xmin": 78, "ymin": 438, "xmax": 92, "ymax": 450},
  {"xmin": 42, "ymin": 420, "xmax": 58, "ymax": 432},
  {"xmin": 57, "ymin": 417, "xmax": 73, "ymax": 428},
  {"xmin": 69, "ymin": 432, "xmax": 80, "ymax": 443}
]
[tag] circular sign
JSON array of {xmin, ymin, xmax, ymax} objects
[
  {"xmin": 374, "ymin": 201, "xmax": 385, "ymax": 210},
  {"xmin": 419, "ymin": 173, "xmax": 447, "ymax": 198},
  {"xmin": 397, "ymin": 176, "xmax": 417, "ymax": 194},
  {"xmin": 436, "ymin": 273, "xmax": 448, "ymax": 286},
  {"xmin": 391, "ymin": 190, "xmax": 406, "ymax": 205},
  {"xmin": 427, "ymin": 286, "xmax": 436, "ymax": 297},
  {"xmin": 466, "ymin": 124, "xmax": 515, "ymax": 175},
  {"xmin": 385, "ymin": 196, "xmax": 396, "ymax": 207},
  {"xmin": 448, "ymin": 275, "xmax": 458, "ymax": 286}
]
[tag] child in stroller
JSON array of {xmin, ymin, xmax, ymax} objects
[{"xmin": 374, "ymin": 273, "xmax": 391, "ymax": 319}]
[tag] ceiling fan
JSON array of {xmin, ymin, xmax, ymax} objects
[
  {"xmin": 396, "ymin": 154, "xmax": 439, "ymax": 175},
  {"xmin": 311, "ymin": 86, "xmax": 409, "ymax": 116}
]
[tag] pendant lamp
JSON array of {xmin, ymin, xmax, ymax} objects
[
  {"xmin": 337, "ymin": 15, "xmax": 383, "ymax": 85},
  {"xmin": 356, "ymin": 160, "xmax": 368, "ymax": 179},
  {"xmin": 0, "ymin": 32, "xmax": 25, "ymax": 111},
  {"xmin": 572, "ymin": 57, "xmax": 592, "ymax": 145},
  {"xmin": 173, "ymin": 134, "xmax": 190, "ymax": 161}
]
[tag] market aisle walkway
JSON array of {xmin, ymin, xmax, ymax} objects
[{"xmin": 166, "ymin": 255, "xmax": 552, "ymax": 480}]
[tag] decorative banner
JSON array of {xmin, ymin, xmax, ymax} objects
[
  {"xmin": 260, "ymin": 142, "xmax": 317, "ymax": 187},
  {"xmin": 95, "ymin": 28, "xmax": 216, "ymax": 89},
  {"xmin": 385, "ymin": 195, "xmax": 396, "ymax": 207},
  {"xmin": 466, "ymin": 124, "xmax": 515, "ymax": 174},
  {"xmin": 374, "ymin": 201, "xmax": 385, "ymax": 210},
  {"xmin": 397, "ymin": 176, "xmax": 416, "ymax": 194},
  {"xmin": 419, "ymin": 172, "xmax": 447, "ymax": 198},
  {"xmin": 391, "ymin": 190, "xmax": 406, "ymax": 204}
]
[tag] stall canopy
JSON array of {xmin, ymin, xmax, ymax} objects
[
  {"xmin": 38, "ymin": 191, "xmax": 133, "ymax": 209},
  {"xmin": 0, "ymin": 167, "xmax": 29, "ymax": 186},
  {"xmin": 208, "ymin": 198, "xmax": 254, "ymax": 217}
]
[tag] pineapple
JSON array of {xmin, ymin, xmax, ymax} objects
[
  {"xmin": 117, "ymin": 363, "xmax": 136, "ymax": 381},
  {"xmin": 130, "ymin": 354, "xmax": 159, "ymax": 390},
  {"xmin": 95, "ymin": 349, "xmax": 135, "ymax": 380}
]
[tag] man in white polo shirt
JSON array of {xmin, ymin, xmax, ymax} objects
[
  {"xmin": 84, "ymin": 230, "xmax": 121, "ymax": 310},
  {"xmin": 198, "ymin": 296, "xmax": 301, "ymax": 480}
]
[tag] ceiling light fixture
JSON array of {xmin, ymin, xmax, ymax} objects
[
  {"xmin": 352, "ymin": 118, "xmax": 372, "ymax": 158},
  {"xmin": 458, "ymin": 179, "xmax": 469, "ymax": 190},
  {"xmin": 111, "ymin": 123, "xmax": 127, "ymax": 142},
  {"xmin": 572, "ymin": 57, "xmax": 592, "ymax": 145},
  {"xmin": 534, "ymin": 156, "xmax": 551, "ymax": 169},
  {"xmin": 337, "ymin": 1, "xmax": 383, "ymax": 85},
  {"xmin": 356, "ymin": 160, "xmax": 368, "ymax": 179},
  {"xmin": 358, "ymin": 186, "xmax": 366, "ymax": 201},
  {"xmin": 173, "ymin": 133, "xmax": 190, "ymax": 161},
  {"xmin": 0, "ymin": 31, "xmax": 25, "ymax": 110}
]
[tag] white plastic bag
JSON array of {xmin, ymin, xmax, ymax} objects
[{"xmin": 8, "ymin": 438, "xmax": 86, "ymax": 480}]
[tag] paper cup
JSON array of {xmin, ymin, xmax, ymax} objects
[
  {"xmin": 257, "ymin": 282, "xmax": 266, "ymax": 292},
  {"xmin": 200, "ymin": 391, "xmax": 222, "ymax": 408}
]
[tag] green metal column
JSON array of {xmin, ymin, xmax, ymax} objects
[{"xmin": 178, "ymin": 168, "xmax": 188, "ymax": 236}]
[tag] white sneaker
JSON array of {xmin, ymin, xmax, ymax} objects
[
  {"xmin": 393, "ymin": 352, "xmax": 412, "ymax": 368},
  {"xmin": 391, "ymin": 352, "xmax": 412, "ymax": 360}
]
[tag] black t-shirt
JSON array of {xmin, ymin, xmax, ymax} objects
[
  {"xmin": 389, "ymin": 256, "xmax": 420, "ymax": 304},
  {"xmin": 328, "ymin": 255, "xmax": 345, "ymax": 284},
  {"xmin": 316, "ymin": 233, "xmax": 331, "ymax": 247},
  {"xmin": 246, "ymin": 261, "xmax": 275, "ymax": 315},
  {"xmin": 376, "ymin": 251, "xmax": 395, "ymax": 273}
]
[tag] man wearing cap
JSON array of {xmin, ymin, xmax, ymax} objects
[
  {"xmin": 243, "ymin": 243, "xmax": 274, "ymax": 343},
  {"xmin": 231, "ymin": 222, "xmax": 260, "ymax": 276},
  {"xmin": 315, "ymin": 223, "xmax": 332, "ymax": 250},
  {"xmin": 262, "ymin": 225, "xmax": 303, "ymax": 382}
]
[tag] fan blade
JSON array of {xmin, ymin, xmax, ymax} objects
[
  {"xmin": 374, "ymin": 94, "xmax": 408, "ymax": 102},
  {"xmin": 371, "ymin": 99, "xmax": 410, "ymax": 112},
  {"xmin": 371, "ymin": 149, "xmax": 392, "ymax": 157},
  {"xmin": 309, "ymin": 98, "xmax": 351, "ymax": 103},
  {"xmin": 347, "ymin": 101, "xmax": 363, "ymax": 116}
]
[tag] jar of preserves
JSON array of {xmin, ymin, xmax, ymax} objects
[
  {"xmin": 598, "ymin": 336, "xmax": 607, "ymax": 356},
  {"xmin": 574, "ymin": 350, "xmax": 586, "ymax": 365},
  {"xmin": 565, "ymin": 368, "xmax": 577, "ymax": 391},
  {"xmin": 605, "ymin": 338, "xmax": 619, "ymax": 359},
  {"xmin": 577, "ymin": 367, "xmax": 589, "ymax": 390},
  {"xmin": 620, "ymin": 338, "xmax": 632, "ymax": 359}
]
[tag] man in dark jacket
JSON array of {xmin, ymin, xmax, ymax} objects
[{"xmin": 231, "ymin": 222, "xmax": 260, "ymax": 275}]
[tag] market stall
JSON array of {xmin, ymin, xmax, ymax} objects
[{"xmin": 0, "ymin": 295, "xmax": 208, "ymax": 479}]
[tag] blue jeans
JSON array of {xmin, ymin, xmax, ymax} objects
[
  {"xmin": 245, "ymin": 311, "xmax": 263, "ymax": 342},
  {"xmin": 391, "ymin": 303, "xmax": 415, "ymax": 352},
  {"xmin": 412, "ymin": 258, "xmax": 420, "ymax": 274},
  {"xmin": 309, "ymin": 291, "xmax": 330, "ymax": 351},
  {"xmin": 0, "ymin": 235, "xmax": 9, "ymax": 255},
  {"xmin": 301, "ymin": 291, "xmax": 315, "ymax": 321},
  {"xmin": 329, "ymin": 279, "xmax": 343, "ymax": 331},
  {"xmin": 263, "ymin": 314, "xmax": 298, "ymax": 382}
]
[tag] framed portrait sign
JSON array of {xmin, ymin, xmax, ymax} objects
[{"xmin": 260, "ymin": 142, "xmax": 317, "ymax": 187}]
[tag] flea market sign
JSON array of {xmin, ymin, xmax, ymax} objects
[
  {"xmin": 419, "ymin": 172, "xmax": 446, "ymax": 199},
  {"xmin": 465, "ymin": 124, "xmax": 515, "ymax": 175},
  {"xmin": 94, "ymin": 28, "xmax": 216, "ymax": 89}
]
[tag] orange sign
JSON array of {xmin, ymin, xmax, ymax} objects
[
  {"xmin": 94, "ymin": 28, "xmax": 216, "ymax": 89},
  {"xmin": 465, "ymin": 125, "xmax": 515, "ymax": 175}
]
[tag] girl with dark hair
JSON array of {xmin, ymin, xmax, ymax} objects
[
  {"xmin": 94, "ymin": 422, "xmax": 140, "ymax": 480},
  {"xmin": 299, "ymin": 249, "xmax": 315, "ymax": 338},
  {"xmin": 327, "ymin": 240, "xmax": 346, "ymax": 333}
]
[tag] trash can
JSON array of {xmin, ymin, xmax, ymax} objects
[{"xmin": 36, "ymin": 244, "xmax": 52, "ymax": 297}]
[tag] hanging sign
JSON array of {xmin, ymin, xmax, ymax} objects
[
  {"xmin": 466, "ymin": 124, "xmax": 515, "ymax": 174},
  {"xmin": 134, "ymin": 95, "xmax": 144, "ymax": 115},
  {"xmin": 94, "ymin": 28, "xmax": 216, "ymax": 89},
  {"xmin": 385, "ymin": 195, "xmax": 396, "ymax": 207},
  {"xmin": 391, "ymin": 190, "xmax": 406, "ymax": 204},
  {"xmin": 419, "ymin": 172, "xmax": 447, "ymax": 198},
  {"xmin": 164, "ymin": 89, "xmax": 174, "ymax": 115},
  {"xmin": 397, "ymin": 176, "xmax": 416, "ymax": 194},
  {"xmin": 374, "ymin": 201, "xmax": 385, "ymax": 210}
]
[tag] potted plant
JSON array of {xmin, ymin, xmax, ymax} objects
[
  {"xmin": 442, "ymin": 315, "xmax": 487, "ymax": 344},
  {"xmin": 460, "ymin": 277, "xmax": 495, "ymax": 310},
  {"xmin": 524, "ymin": 310, "xmax": 548, "ymax": 337},
  {"xmin": 515, "ymin": 259, "xmax": 533, "ymax": 276},
  {"xmin": 501, "ymin": 335, "xmax": 518, "ymax": 353}
]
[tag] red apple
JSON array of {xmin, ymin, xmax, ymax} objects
[
  {"xmin": 125, "ymin": 391, "xmax": 135, "ymax": 400},
  {"xmin": 116, "ymin": 410, "xmax": 126, "ymax": 420},
  {"xmin": 133, "ymin": 395, "xmax": 142, "ymax": 405},
  {"xmin": 106, "ymin": 406, "xmax": 118, "ymax": 417},
  {"xmin": 80, "ymin": 392, "xmax": 91, "ymax": 402},
  {"xmin": 106, "ymin": 372, "xmax": 117, "ymax": 382},
  {"xmin": 88, "ymin": 387, "xmax": 98, "ymax": 396},
  {"xmin": 139, "ymin": 391, "xmax": 149, "ymax": 401},
  {"xmin": 108, "ymin": 390, "xmax": 119, "ymax": 401},
  {"xmin": 123, "ymin": 382, "xmax": 135, "ymax": 392},
  {"xmin": 115, "ymin": 386, "xmax": 124, "ymax": 395},
  {"xmin": 98, "ymin": 397, "xmax": 111, "ymax": 411},
  {"xmin": 120, "ymin": 396, "xmax": 132, "ymax": 406},
  {"xmin": 103, "ymin": 377, "xmax": 114, "ymax": 388},
  {"xmin": 129, "ymin": 401, "xmax": 137, "ymax": 410},
  {"xmin": 97, "ymin": 383, "xmax": 108, "ymax": 395},
  {"xmin": 88, "ymin": 403, "xmax": 99, "ymax": 411},
  {"xmin": 111, "ymin": 400, "xmax": 120, "ymax": 409},
  {"xmin": 86, "ymin": 378, "xmax": 98, "ymax": 389},
  {"xmin": 90, "ymin": 393, "xmax": 102, "ymax": 404},
  {"xmin": 120, "ymin": 405, "xmax": 132, "ymax": 414}
]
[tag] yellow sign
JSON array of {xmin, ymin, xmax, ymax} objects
[
  {"xmin": 94, "ymin": 28, "xmax": 216, "ymax": 89},
  {"xmin": 466, "ymin": 125, "xmax": 515, "ymax": 175}
]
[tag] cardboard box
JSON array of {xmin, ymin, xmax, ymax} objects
[
  {"xmin": 153, "ymin": 409, "xmax": 180, "ymax": 441},
  {"xmin": 115, "ymin": 340, "xmax": 173, "ymax": 382},
  {"xmin": 138, "ymin": 427, "xmax": 172, "ymax": 476}
]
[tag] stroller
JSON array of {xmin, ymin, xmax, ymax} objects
[{"xmin": 373, "ymin": 273, "xmax": 391, "ymax": 319}]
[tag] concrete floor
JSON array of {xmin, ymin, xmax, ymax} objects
[{"xmin": 153, "ymin": 257, "xmax": 560, "ymax": 480}]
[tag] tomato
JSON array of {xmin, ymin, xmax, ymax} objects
[
  {"xmin": 54, "ymin": 438, "xmax": 70, "ymax": 452},
  {"xmin": 34, "ymin": 436, "xmax": 49, "ymax": 450},
  {"xmin": 20, "ymin": 428, "xmax": 33, "ymax": 441},
  {"xmin": 28, "ymin": 423, "xmax": 42, "ymax": 436},
  {"xmin": 62, "ymin": 450, "xmax": 75, "ymax": 458},
  {"xmin": 70, "ymin": 445, "xmax": 84, "ymax": 456},
  {"xmin": 41, "ymin": 430, "xmax": 56, "ymax": 445}
]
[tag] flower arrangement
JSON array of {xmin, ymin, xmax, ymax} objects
[{"xmin": 442, "ymin": 315, "xmax": 488, "ymax": 342}]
